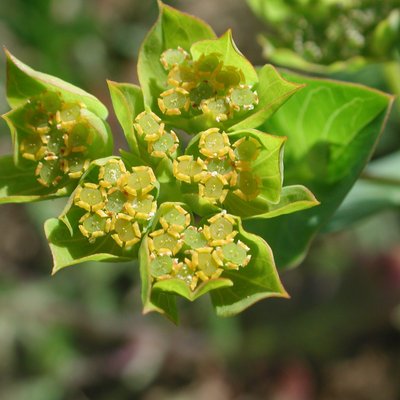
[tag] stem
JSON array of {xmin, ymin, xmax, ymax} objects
[{"xmin": 361, "ymin": 171, "xmax": 400, "ymax": 186}]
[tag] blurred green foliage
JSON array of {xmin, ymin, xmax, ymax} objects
[
  {"xmin": 247, "ymin": 0, "xmax": 400, "ymax": 72},
  {"xmin": 1, "ymin": 0, "xmax": 400, "ymax": 399}
]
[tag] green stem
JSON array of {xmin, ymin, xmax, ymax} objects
[{"xmin": 361, "ymin": 171, "xmax": 400, "ymax": 186}]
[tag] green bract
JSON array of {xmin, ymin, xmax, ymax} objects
[{"xmin": 0, "ymin": 2, "xmax": 393, "ymax": 323}]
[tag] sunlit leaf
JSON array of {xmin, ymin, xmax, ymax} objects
[{"xmin": 246, "ymin": 71, "xmax": 394, "ymax": 268}]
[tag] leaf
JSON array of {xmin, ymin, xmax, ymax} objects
[
  {"xmin": 224, "ymin": 185, "xmax": 319, "ymax": 220},
  {"xmin": 154, "ymin": 278, "xmax": 233, "ymax": 301},
  {"xmin": 137, "ymin": 1, "xmax": 216, "ymax": 108},
  {"xmin": 0, "ymin": 155, "xmax": 71, "ymax": 203},
  {"xmin": 326, "ymin": 151, "xmax": 400, "ymax": 232},
  {"xmin": 5, "ymin": 49, "xmax": 108, "ymax": 119},
  {"xmin": 45, "ymin": 217, "xmax": 135, "ymax": 274},
  {"xmin": 139, "ymin": 235, "xmax": 179, "ymax": 323},
  {"xmin": 190, "ymin": 30, "xmax": 258, "ymax": 85},
  {"xmin": 246, "ymin": 71, "xmax": 394, "ymax": 269},
  {"xmin": 210, "ymin": 218, "xmax": 288, "ymax": 316},
  {"xmin": 107, "ymin": 80, "xmax": 144, "ymax": 157},
  {"xmin": 229, "ymin": 65, "xmax": 304, "ymax": 131}
]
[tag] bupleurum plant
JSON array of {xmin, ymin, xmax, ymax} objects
[
  {"xmin": 0, "ymin": 2, "xmax": 393, "ymax": 322},
  {"xmin": 248, "ymin": 0, "xmax": 400, "ymax": 72}
]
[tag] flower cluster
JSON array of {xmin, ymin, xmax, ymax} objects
[
  {"xmin": 148, "ymin": 205, "xmax": 250, "ymax": 290},
  {"xmin": 173, "ymin": 128, "xmax": 262, "ymax": 204},
  {"xmin": 14, "ymin": 91, "xmax": 95, "ymax": 187},
  {"xmin": 133, "ymin": 111, "xmax": 179, "ymax": 159},
  {"xmin": 74, "ymin": 159, "xmax": 157, "ymax": 245},
  {"xmin": 158, "ymin": 47, "xmax": 259, "ymax": 122},
  {"xmin": 252, "ymin": 0, "xmax": 400, "ymax": 65}
]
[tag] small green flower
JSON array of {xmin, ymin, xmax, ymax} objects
[
  {"xmin": 122, "ymin": 166, "xmax": 157, "ymax": 196},
  {"xmin": 188, "ymin": 247, "xmax": 223, "ymax": 282},
  {"xmin": 182, "ymin": 226, "xmax": 208, "ymax": 249},
  {"xmin": 79, "ymin": 211, "xmax": 111, "ymax": 243},
  {"xmin": 99, "ymin": 159, "xmax": 126, "ymax": 188},
  {"xmin": 229, "ymin": 85, "xmax": 259, "ymax": 111},
  {"xmin": 218, "ymin": 240, "xmax": 251, "ymax": 270},
  {"xmin": 203, "ymin": 212, "xmax": 237, "ymax": 245},
  {"xmin": 158, "ymin": 88, "xmax": 190, "ymax": 116},
  {"xmin": 125, "ymin": 194, "xmax": 157, "ymax": 220},
  {"xmin": 134, "ymin": 111, "xmax": 164, "ymax": 142},
  {"xmin": 172, "ymin": 262, "xmax": 198, "ymax": 290},
  {"xmin": 74, "ymin": 183, "xmax": 106, "ymax": 212},
  {"xmin": 150, "ymin": 254, "xmax": 176, "ymax": 279},
  {"xmin": 200, "ymin": 97, "xmax": 231, "ymax": 122},
  {"xmin": 111, "ymin": 214, "xmax": 142, "ymax": 247},
  {"xmin": 198, "ymin": 128, "xmax": 233, "ymax": 159},
  {"xmin": 233, "ymin": 170, "xmax": 261, "ymax": 201},
  {"xmin": 148, "ymin": 130, "xmax": 179, "ymax": 158},
  {"xmin": 233, "ymin": 136, "xmax": 261, "ymax": 162},
  {"xmin": 149, "ymin": 228, "xmax": 182, "ymax": 255},
  {"xmin": 173, "ymin": 155, "xmax": 206, "ymax": 183},
  {"xmin": 159, "ymin": 204, "xmax": 191, "ymax": 232},
  {"xmin": 160, "ymin": 47, "xmax": 189, "ymax": 70},
  {"xmin": 199, "ymin": 173, "xmax": 229, "ymax": 204}
]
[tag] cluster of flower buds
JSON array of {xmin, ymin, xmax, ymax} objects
[
  {"xmin": 158, "ymin": 47, "xmax": 258, "ymax": 121},
  {"xmin": 133, "ymin": 110, "xmax": 179, "ymax": 158},
  {"xmin": 173, "ymin": 128, "xmax": 262, "ymax": 204},
  {"xmin": 16, "ymin": 91, "xmax": 97, "ymax": 187},
  {"xmin": 273, "ymin": 0, "xmax": 397, "ymax": 63},
  {"xmin": 148, "ymin": 206, "xmax": 250, "ymax": 290},
  {"xmin": 74, "ymin": 159, "xmax": 158, "ymax": 245}
]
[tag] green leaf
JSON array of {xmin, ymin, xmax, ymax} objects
[
  {"xmin": 0, "ymin": 155, "xmax": 70, "ymax": 203},
  {"xmin": 137, "ymin": 1, "xmax": 216, "ymax": 108},
  {"xmin": 326, "ymin": 151, "xmax": 400, "ymax": 232},
  {"xmin": 246, "ymin": 71, "xmax": 394, "ymax": 268},
  {"xmin": 5, "ymin": 49, "xmax": 108, "ymax": 119},
  {"xmin": 139, "ymin": 235, "xmax": 179, "ymax": 323},
  {"xmin": 190, "ymin": 30, "xmax": 258, "ymax": 85},
  {"xmin": 224, "ymin": 185, "xmax": 319, "ymax": 220},
  {"xmin": 211, "ymin": 218, "xmax": 288, "ymax": 316},
  {"xmin": 107, "ymin": 80, "xmax": 144, "ymax": 157},
  {"xmin": 45, "ymin": 217, "xmax": 135, "ymax": 274},
  {"xmin": 154, "ymin": 277, "xmax": 233, "ymax": 301},
  {"xmin": 229, "ymin": 65, "xmax": 304, "ymax": 131}
]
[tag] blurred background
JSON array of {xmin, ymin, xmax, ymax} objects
[{"xmin": 0, "ymin": 0, "xmax": 400, "ymax": 399}]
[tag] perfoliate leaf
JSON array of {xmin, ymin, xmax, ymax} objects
[
  {"xmin": 5, "ymin": 49, "xmax": 108, "ymax": 119},
  {"xmin": 138, "ymin": 1, "xmax": 216, "ymax": 108},
  {"xmin": 190, "ymin": 30, "xmax": 258, "ymax": 86},
  {"xmin": 246, "ymin": 71, "xmax": 394, "ymax": 269},
  {"xmin": 211, "ymin": 217, "xmax": 288, "ymax": 316}
]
